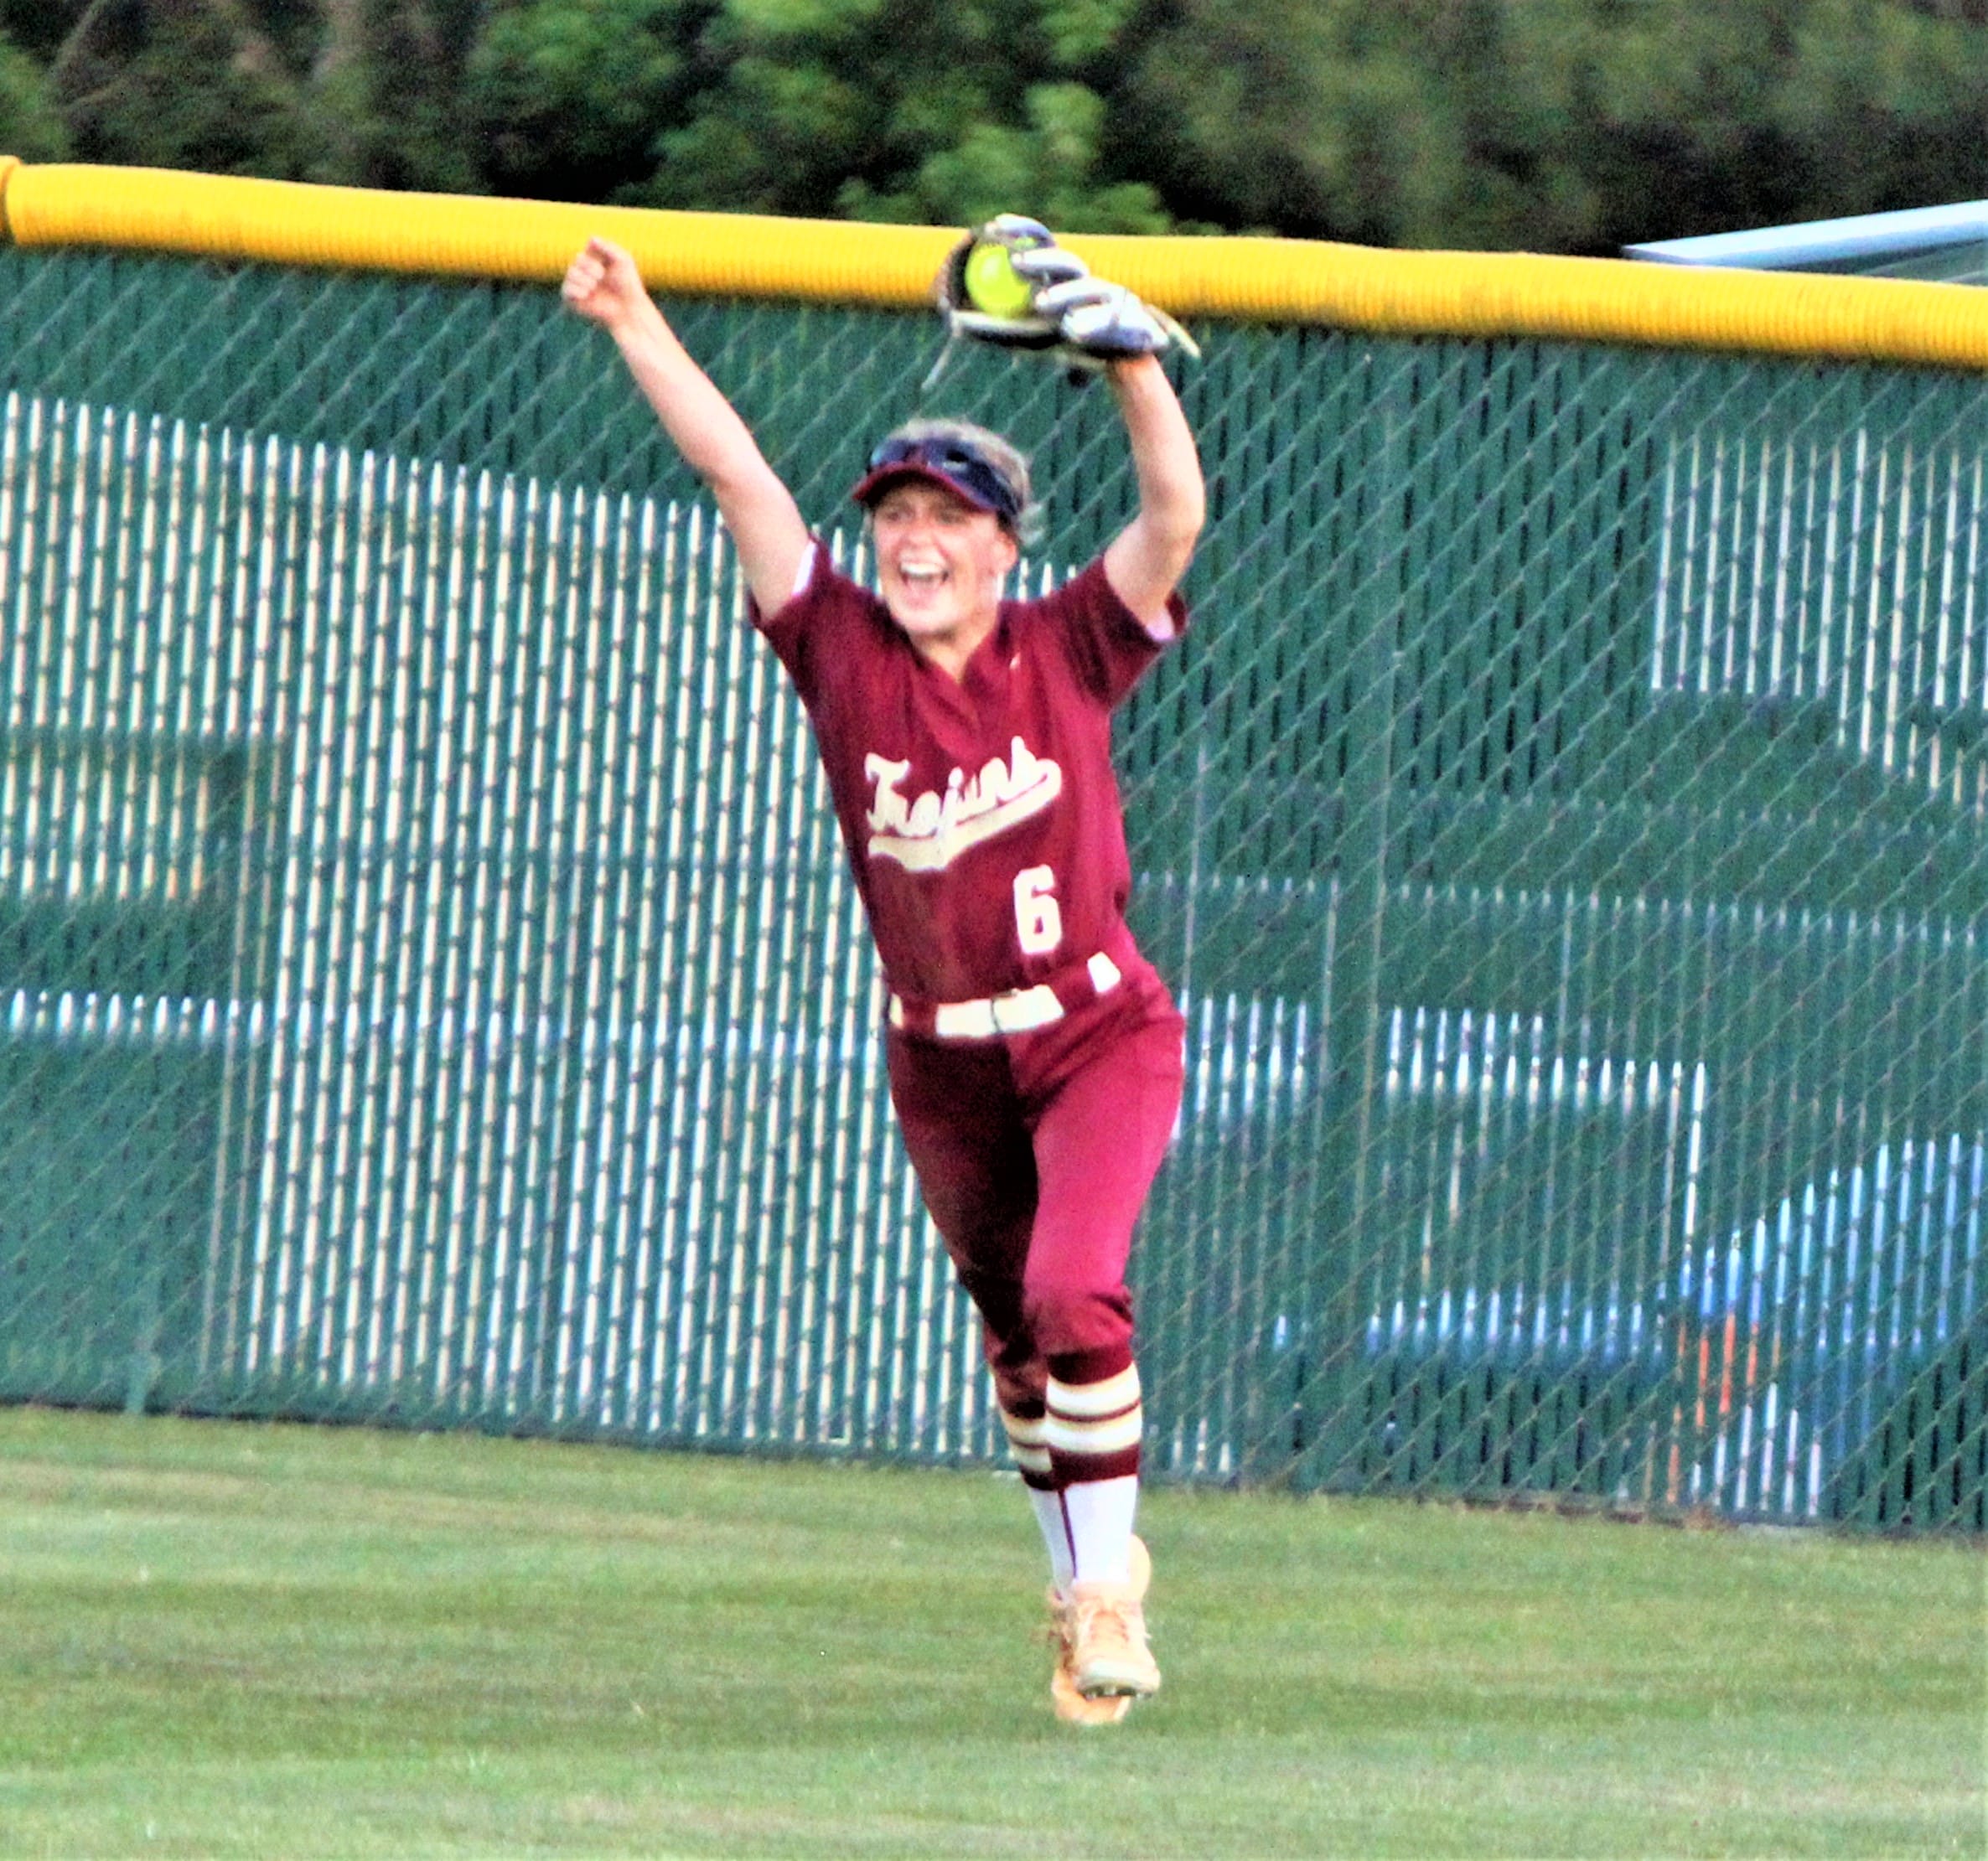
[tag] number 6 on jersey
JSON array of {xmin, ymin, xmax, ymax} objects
[{"xmin": 1013, "ymin": 865, "xmax": 1064, "ymax": 956}]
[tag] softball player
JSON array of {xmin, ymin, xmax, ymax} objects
[{"xmin": 563, "ymin": 233, "xmax": 1203, "ymax": 1724}]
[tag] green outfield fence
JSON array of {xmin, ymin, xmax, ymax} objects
[{"xmin": 2, "ymin": 177, "xmax": 1985, "ymax": 1532}]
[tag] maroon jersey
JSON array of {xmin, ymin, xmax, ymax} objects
[{"xmin": 752, "ymin": 549, "xmax": 1185, "ymax": 1004}]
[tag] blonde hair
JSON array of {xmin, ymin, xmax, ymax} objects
[{"xmin": 872, "ymin": 416, "xmax": 1043, "ymax": 546}]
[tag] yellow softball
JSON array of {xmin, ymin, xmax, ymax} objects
[{"xmin": 964, "ymin": 241, "xmax": 1035, "ymax": 318}]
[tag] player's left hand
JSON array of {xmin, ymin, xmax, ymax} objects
[
  {"xmin": 934, "ymin": 215, "xmax": 1071, "ymax": 349},
  {"xmin": 1035, "ymin": 277, "xmax": 1202, "ymax": 367},
  {"xmin": 932, "ymin": 215, "xmax": 1198, "ymax": 372}
]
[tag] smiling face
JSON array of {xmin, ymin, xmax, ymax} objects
[{"xmin": 869, "ymin": 479, "xmax": 1020, "ymax": 672}]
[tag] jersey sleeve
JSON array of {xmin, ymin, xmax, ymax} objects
[
  {"xmin": 1031, "ymin": 557, "xmax": 1188, "ymax": 708},
  {"xmin": 747, "ymin": 540, "xmax": 877, "ymax": 706}
]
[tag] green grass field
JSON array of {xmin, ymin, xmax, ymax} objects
[{"xmin": 0, "ymin": 1406, "xmax": 1980, "ymax": 1859}]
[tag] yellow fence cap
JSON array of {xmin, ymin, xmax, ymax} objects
[{"xmin": 8, "ymin": 161, "xmax": 1988, "ymax": 372}]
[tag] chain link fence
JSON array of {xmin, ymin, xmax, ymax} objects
[{"xmin": 1, "ymin": 241, "xmax": 1982, "ymax": 1528}]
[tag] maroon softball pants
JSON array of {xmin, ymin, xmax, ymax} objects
[{"xmin": 885, "ymin": 977, "xmax": 1185, "ymax": 1480}]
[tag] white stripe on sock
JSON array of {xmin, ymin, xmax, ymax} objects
[{"xmin": 1045, "ymin": 1364, "xmax": 1141, "ymax": 1419}]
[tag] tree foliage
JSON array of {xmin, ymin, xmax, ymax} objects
[{"xmin": 1, "ymin": 0, "xmax": 1986, "ymax": 249}]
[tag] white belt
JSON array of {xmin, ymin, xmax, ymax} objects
[{"xmin": 889, "ymin": 951, "xmax": 1122, "ymax": 1041}]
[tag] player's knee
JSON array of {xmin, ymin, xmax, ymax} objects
[{"xmin": 1021, "ymin": 1277, "xmax": 1131, "ymax": 1359}]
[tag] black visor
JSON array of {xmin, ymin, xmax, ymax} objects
[{"xmin": 849, "ymin": 434, "xmax": 1023, "ymax": 530}]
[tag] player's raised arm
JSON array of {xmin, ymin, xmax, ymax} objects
[
  {"xmin": 562, "ymin": 237, "xmax": 811, "ymax": 618},
  {"xmin": 1100, "ymin": 355, "xmax": 1205, "ymax": 634},
  {"xmin": 929, "ymin": 220, "xmax": 1204, "ymax": 634}
]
